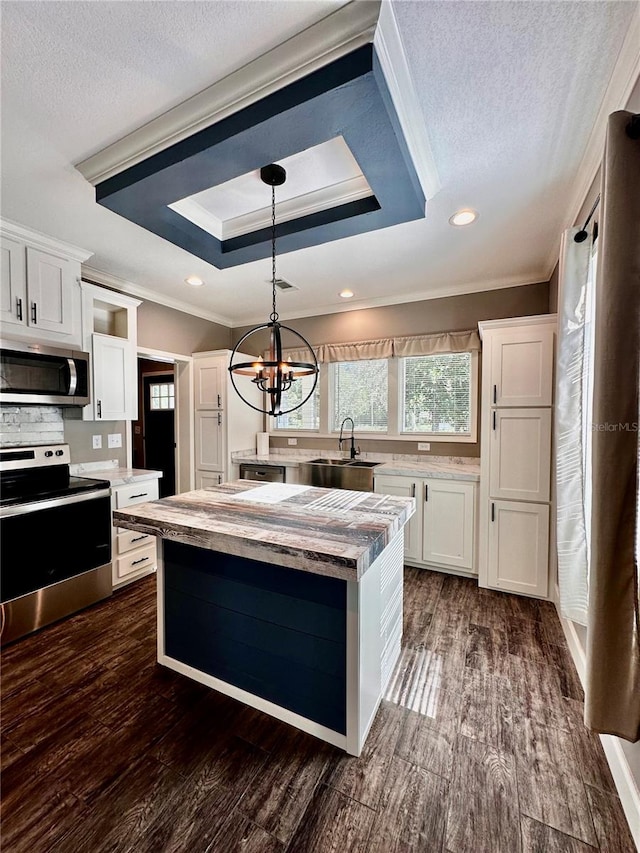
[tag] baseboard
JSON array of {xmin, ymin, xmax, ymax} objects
[{"xmin": 555, "ymin": 587, "xmax": 640, "ymax": 848}]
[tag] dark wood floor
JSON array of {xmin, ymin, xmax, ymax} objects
[{"xmin": 1, "ymin": 568, "xmax": 634, "ymax": 853}]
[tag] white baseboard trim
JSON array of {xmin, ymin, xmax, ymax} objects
[{"xmin": 555, "ymin": 588, "xmax": 640, "ymax": 849}]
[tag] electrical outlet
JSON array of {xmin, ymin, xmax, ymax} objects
[
  {"xmin": 108, "ymin": 433, "xmax": 122, "ymax": 448},
  {"xmin": 92, "ymin": 435, "xmax": 102, "ymax": 450},
  {"xmin": 287, "ymin": 438, "xmax": 298, "ymax": 446},
  {"xmin": 417, "ymin": 442, "xmax": 431, "ymax": 451}
]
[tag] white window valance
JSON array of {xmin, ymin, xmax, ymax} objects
[{"xmin": 279, "ymin": 330, "xmax": 480, "ymax": 364}]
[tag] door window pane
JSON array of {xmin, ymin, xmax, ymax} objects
[{"xmin": 149, "ymin": 381, "xmax": 175, "ymax": 410}]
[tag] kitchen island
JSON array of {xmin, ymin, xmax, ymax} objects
[{"xmin": 114, "ymin": 481, "xmax": 414, "ymax": 755}]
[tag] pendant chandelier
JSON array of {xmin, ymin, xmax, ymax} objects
[{"xmin": 229, "ymin": 164, "xmax": 319, "ymax": 417}]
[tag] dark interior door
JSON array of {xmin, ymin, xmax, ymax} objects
[{"xmin": 143, "ymin": 373, "xmax": 175, "ymax": 497}]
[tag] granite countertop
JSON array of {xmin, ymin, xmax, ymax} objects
[
  {"xmin": 232, "ymin": 453, "xmax": 480, "ymax": 482},
  {"xmin": 114, "ymin": 480, "xmax": 414, "ymax": 582},
  {"xmin": 70, "ymin": 460, "xmax": 163, "ymax": 487}
]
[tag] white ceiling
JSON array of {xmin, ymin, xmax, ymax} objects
[{"xmin": 1, "ymin": 0, "xmax": 636, "ymax": 327}]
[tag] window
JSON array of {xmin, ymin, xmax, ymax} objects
[
  {"xmin": 331, "ymin": 359, "xmax": 388, "ymax": 432},
  {"xmin": 149, "ymin": 381, "xmax": 175, "ymax": 410},
  {"xmin": 273, "ymin": 372, "xmax": 320, "ymax": 430},
  {"xmin": 401, "ymin": 353, "xmax": 472, "ymax": 435}
]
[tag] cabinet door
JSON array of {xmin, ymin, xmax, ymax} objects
[
  {"xmin": 0, "ymin": 238, "xmax": 27, "ymax": 328},
  {"xmin": 26, "ymin": 248, "xmax": 73, "ymax": 335},
  {"xmin": 195, "ymin": 359, "xmax": 225, "ymax": 410},
  {"xmin": 196, "ymin": 470, "xmax": 223, "ymax": 488},
  {"xmin": 374, "ymin": 475, "xmax": 423, "ymax": 562},
  {"xmin": 195, "ymin": 411, "xmax": 224, "ymax": 472},
  {"xmin": 92, "ymin": 335, "xmax": 134, "ymax": 421},
  {"xmin": 488, "ymin": 500, "xmax": 549, "ymax": 597},
  {"xmin": 490, "ymin": 329, "xmax": 554, "ymax": 407},
  {"xmin": 423, "ymin": 480, "xmax": 475, "ymax": 570},
  {"xmin": 489, "ymin": 408, "xmax": 551, "ymax": 502}
]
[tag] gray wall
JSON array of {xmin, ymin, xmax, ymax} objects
[
  {"xmin": 63, "ymin": 412, "xmax": 128, "ymax": 466},
  {"xmin": 233, "ymin": 282, "xmax": 550, "ymax": 458},
  {"xmin": 138, "ymin": 300, "xmax": 231, "ymax": 355}
]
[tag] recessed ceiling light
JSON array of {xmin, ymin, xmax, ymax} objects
[
  {"xmin": 184, "ymin": 275, "xmax": 204, "ymax": 287},
  {"xmin": 339, "ymin": 289, "xmax": 354, "ymax": 298},
  {"xmin": 449, "ymin": 209, "xmax": 478, "ymax": 227}
]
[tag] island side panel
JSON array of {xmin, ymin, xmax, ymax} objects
[{"xmin": 160, "ymin": 539, "xmax": 348, "ymax": 735}]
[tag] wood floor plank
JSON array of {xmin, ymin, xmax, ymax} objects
[
  {"xmin": 54, "ymin": 755, "xmax": 184, "ymax": 853},
  {"xmin": 468, "ymin": 597, "xmax": 509, "ymax": 634},
  {"xmin": 445, "ymin": 735, "xmax": 520, "ymax": 853},
  {"xmin": 465, "ymin": 623, "xmax": 510, "ymax": 677},
  {"xmin": 322, "ymin": 700, "xmax": 403, "ymax": 809},
  {"xmin": 1, "ymin": 782, "xmax": 87, "ymax": 853},
  {"xmin": 520, "ymin": 815, "xmax": 597, "ymax": 852},
  {"xmin": 509, "ymin": 654, "xmax": 570, "ymax": 731},
  {"xmin": 459, "ymin": 669, "xmax": 514, "ymax": 752},
  {"xmin": 207, "ymin": 812, "xmax": 284, "ymax": 853},
  {"xmin": 395, "ymin": 685, "xmax": 460, "ymax": 780},
  {"xmin": 285, "ymin": 783, "xmax": 375, "ymax": 853},
  {"xmin": 506, "ymin": 617, "xmax": 548, "ymax": 661},
  {"xmin": 367, "ymin": 755, "xmax": 448, "ymax": 853},
  {"xmin": 514, "ymin": 717, "xmax": 597, "ymax": 846},
  {"xmin": 564, "ymin": 699, "xmax": 618, "ymax": 794},
  {"xmin": 238, "ymin": 727, "xmax": 335, "ymax": 843},
  {"xmin": 585, "ymin": 784, "xmax": 636, "ymax": 852},
  {"xmin": 542, "ymin": 642, "xmax": 584, "ymax": 701}
]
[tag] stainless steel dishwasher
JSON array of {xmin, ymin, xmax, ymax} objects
[{"xmin": 239, "ymin": 463, "xmax": 286, "ymax": 483}]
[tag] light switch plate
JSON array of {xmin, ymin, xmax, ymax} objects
[
  {"xmin": 417, "ymin": 442, "xmax": 431, "ymax": 451},
  {"xmin": 108, "ymin": 433, "xmax": 122, "ymax": 448},
  {"xmin": 92, "ymin": 435, "xmax": 102, "ymax": 450},
  {"xmin": 287, "ymin": 438, "xmax": 298, "ymax": 446}
]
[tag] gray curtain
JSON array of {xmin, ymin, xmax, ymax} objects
[{"xmin": 585, "ymin": 111, "xmax": 640, "ymax": 741}]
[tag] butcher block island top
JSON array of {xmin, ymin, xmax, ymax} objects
[{"xmin": 113, "ymin": 481, "xmax": 415, "ymax": 582}]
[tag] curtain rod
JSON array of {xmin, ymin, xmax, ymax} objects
[{"xmin": 573, "ymin": 114, "xmax": 638, "ymax": 244}]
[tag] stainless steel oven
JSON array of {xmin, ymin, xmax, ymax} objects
[
  {"xmin": 0, "ymin": 339, "xmax": 90, "ymax": 406},
  {"xmin": 0, "ymin": 444, "xmax": 112, "ymax": 645}
]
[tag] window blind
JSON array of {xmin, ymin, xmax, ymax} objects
[
  {"xmin": 402, "ymin": 353, "xmax": 472, "ymax": 434},
  {"xmin": 273, "ymin": 372, "xmax": 320, "ymax": 430},
  {"xmin": 332, "ymin": 359, "xmax": 388, "ymax": 432}
]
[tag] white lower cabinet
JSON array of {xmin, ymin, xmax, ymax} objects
[
  {"xmin": 111, "ymin": 479, "xmax": 159, "ymax": 588},
  {"xmin": 375, "ymin": 474, "xmax": 477, "ymax": 573},
  {"xmin": 488, "ymin": 500, "xmax": 549, "ymax": 597}
]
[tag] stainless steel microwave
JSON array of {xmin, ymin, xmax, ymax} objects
[{"xmin": 0, "ymin": 340, "xmax": 91, "ymax": 406}]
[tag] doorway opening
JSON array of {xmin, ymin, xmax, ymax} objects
[{"xmin": 130, "ymin": 350, "xmax": 193, "ymax": 498}]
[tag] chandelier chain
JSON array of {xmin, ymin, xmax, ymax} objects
[{"xmin": 270, "ymin": 183, "xmax": 278, "ymax": 323}]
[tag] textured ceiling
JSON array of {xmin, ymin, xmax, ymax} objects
[{"xmin": 0, "ymin": 0, "xmax": 636, "ymax": 325}]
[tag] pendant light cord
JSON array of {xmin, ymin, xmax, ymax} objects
[{"xmin": 270, "ymin": 183, "xmax": 278, "ymax": 323}]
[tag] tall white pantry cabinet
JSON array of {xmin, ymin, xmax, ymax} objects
[
  {"xmin": 478, "ymin": 315, "xmax": 556, "ymax": 598},
  {"xmin": 193, "ymin": 350, "xmax": 262, "ymax": 487}
]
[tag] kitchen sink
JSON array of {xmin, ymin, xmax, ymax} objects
[{"xmin": 301, "ymin": 458, "xmax": 382, "ymax": 492}]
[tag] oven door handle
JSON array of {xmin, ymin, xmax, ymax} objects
[{"xmin": 0, "ymin": 488, "xmax": 110, "ymax": 518}]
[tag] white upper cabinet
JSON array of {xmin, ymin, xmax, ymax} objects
[
  {"xmin": 25, "ymin": 248, "xmax": 74, "ymax": 336},
  {"xmin": 81, "ymin": 283, "xmax": 140, "ymax": 421},
  {"xmin": 195, "ymin": 361, "xmax": 225, "ymax": 410},
  {"xmin": 0, "ymin": 237, "xmax": 26, "ymax": 327},
  {"xmin": 0, "ymin": 223, "xmax": 91, "ymax": 346},
  {"xmin": 489, "ymin": 408, "xmax": 552, "ymax": 502},
  {"xmin": 489, "ymin": 327, "xmax": 554, "ymax": 407}
]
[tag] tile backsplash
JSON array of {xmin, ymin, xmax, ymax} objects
[{"xmin": 0, "ymin": 406, "xmax": 65, "ymax": 446}]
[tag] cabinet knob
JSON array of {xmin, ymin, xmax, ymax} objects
[{"xmin": 44, "ymin": 450, "xmax": 53, "ymax": 458}]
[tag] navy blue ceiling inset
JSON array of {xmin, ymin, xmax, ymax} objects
[{"xmin": 96, "ymin": 45, "xmax": 425, "ymax": 269}]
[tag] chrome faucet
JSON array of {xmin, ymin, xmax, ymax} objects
[{"xmin": 338, "ymin": 417, "xmax": 360, "ymax": 460}]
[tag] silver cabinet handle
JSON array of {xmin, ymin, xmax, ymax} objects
[
  {"xmin": 131, "ymin": 534, "xmax": 149, "ymax": 543},
  {"xmin": 131, "ymin": 556, "xmax": 150, "ymax": 566},
  {"xmin": 16, "ymin": 297, "xmax": 22, "ymax": 321},
  {"xmin": 31, "ymin": 302, "xmax": 37, "ymax": 323}
]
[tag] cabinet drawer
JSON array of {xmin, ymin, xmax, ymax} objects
[
  {"xmin": 117, "ymin": 528, "xmax": 154, "ymax": 555},
  {"xmin": 115, "ymin": 542, "xmax": 157, "ymax": 580},
  {"xmin": 115, "ymin": 480, "xmax": 159, "ymax": 509}
]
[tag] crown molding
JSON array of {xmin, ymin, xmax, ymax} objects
[
  {"xmin": 170, "ymin": 176, "xmax": 373, "ymax": 241},
  {"xmin": 374, "ymin": 0, "xmax": 441, "ymax": 204},
  {"xmin": 555, "ymin": 2, "xmax": 640, "ymax": 276},
  {"xmin": 75, "ymin": 1, "xmax": 381, "ymax": 185},
  {"xmin": 478, "ymin": 313, "xmax": 557, "ymax": 339},
  {"xmin": 0, "ymin": 218, "xmax": 93, "ymax": 263},
  {"xmin": 231, "ymin": 272, "xmax": 548, "ymax": 328},
  {"xmin": 81, "ymin": 265, "xmax": 234, "ymax": 327}
]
